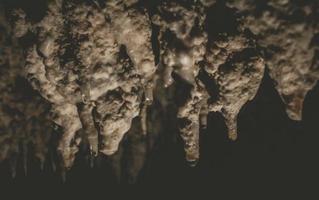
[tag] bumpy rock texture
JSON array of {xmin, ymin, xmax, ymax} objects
[
  {"xmin": 0, "ymin": 0, "xmax": 318, "ymax": 182},
  {"xmin": 227, "ymin": 0, "xmax": 319, "ymax": 120}
]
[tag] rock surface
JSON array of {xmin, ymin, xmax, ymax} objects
[{"xmin": 0, "ymin": 0, "xmax": 318, "ymax": 181}]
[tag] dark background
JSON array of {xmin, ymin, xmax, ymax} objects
[{"xmin": 0, "ymin": 72, "xmax": 318, "ymax": 198}]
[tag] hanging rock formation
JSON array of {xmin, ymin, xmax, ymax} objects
[{"xmin": 0, "ymin": 0, "xmax": 318, "ymax": 181}]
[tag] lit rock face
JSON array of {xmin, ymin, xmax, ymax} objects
[
  {"xmin": 15, "ymin": 0, "xmax": 156, "ymax": 168},
  {"xmin": 153, "ymin": 1, "xmax": 264, "ymax": 162},
  {"xmin": 0, "ymin": 0, "xmax": 318, "ymax": 178},
  {"xmin": 227, "ymin": 0, "xmax": 319, "ymax": 120},
  {"xmin": 153, "ymin": 1, "xmax": 208, "ymax": 162},
  {"xmin": 205, "ymin": 34, "xmax": 265, "ymax": 140}
]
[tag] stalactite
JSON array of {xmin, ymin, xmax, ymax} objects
[
  {"xmin": 205, "ymin": 33, "xmax": 265, "ymax": 140},
  {"xmin": 0, "ymin": 4, "xmax": 54, "ymax": 171},
  {"xmin": 227, "ymin": 0, "xmax": 319, "ymax": 120},
  {"xmin": 0, "ymin": 0, "xmax": 318, "ymax": 182},
  {"xmin": 11, "ymin": 0, "xmax": 156, "ymax": 168}
]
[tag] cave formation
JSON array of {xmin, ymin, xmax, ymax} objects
[{"xmin": 0, "ymin": 0, "xmax": 318, "ymax": 183}]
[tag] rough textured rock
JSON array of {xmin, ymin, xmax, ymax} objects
[
  {"xmin": 0, "ymin": 5, "xmax": 54, "ymax": 176},
  {"xmin": 0, "ymin": 0, "xmax": 318, "ymax": 182},
  {"xmin": 205, "ymin": 33, "xmax": 265, "ymax": 140},
  {"xmin": 227, "ymin": 0, "xmax": 319, "ymax": 120},
  {"xmin": 153, "ymin": 1, "xmax": 265, "ymax": 162},
  {"xmin": 12, "ymin": 0, "xmax": 156, "ymax": 168},
  {"xmin": 153, "ymin": 1, "xmax": 208, "ymax": 163}
]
